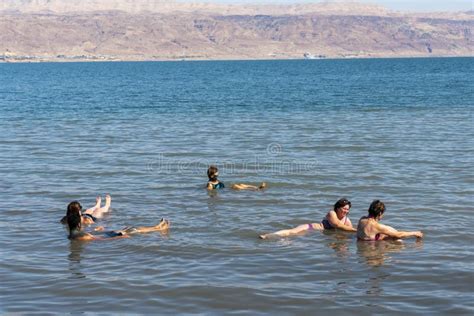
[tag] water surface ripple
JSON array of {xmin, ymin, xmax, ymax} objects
[{"xmin": 0, "ymin": 58, "xmax": 473, "ymax": 314}]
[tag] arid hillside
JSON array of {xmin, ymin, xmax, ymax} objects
[{"xmin": 1, "ymin": 1, "xmax": 472, "ymax": 61}]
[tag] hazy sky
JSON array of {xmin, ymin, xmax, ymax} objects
[{"xmin": 201, "ymin": 1, "xmax": 473, "ymax": 12}]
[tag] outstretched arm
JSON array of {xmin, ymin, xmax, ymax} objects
[{"xmin": 377, "ymin": 223, "xmax": 423, "ymax": 239}]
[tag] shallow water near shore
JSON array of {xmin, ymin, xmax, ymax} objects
[{"xmin": 0, "ymin": 57, "xmax": 473, "ymax": 314}]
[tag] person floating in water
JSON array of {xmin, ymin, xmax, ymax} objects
[
  {"xmin": 357, "ymin": 200, "xmax": 423, "ymax": 241},
  {"xmin": 206, "ymin": 165, "xmax": 266, "ymax": 191},
  {"xmin": 259, "ymin": 198, "xmax": 356, "ymax": 239},
  {"xmin": 60, "ymin": 194, "xmax": 111, "ymax": 226},
  {"xmin": 64, "ymin": 200, "xmax": 170, "ymax": 241}
]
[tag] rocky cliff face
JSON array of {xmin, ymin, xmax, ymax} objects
[{"xmin": 0, "ymin": 2, "xmax": 472, "ymax": 61}]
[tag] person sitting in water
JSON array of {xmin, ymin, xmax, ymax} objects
[
  {"xmin": 65, "ymin": 200, "xmax": 170, "ymax": 241},
  {"xmin": 357, "ymin": 200, "xmax": 423, "ymax": 241},
  {"xmin": 206, "ymin": 165, "xmax": 266, "ymax": 191},
  {"xmin": 60, "ymin": 195, "xmax": 111, "ymax": 226},
  {"xmin": 259, "ymin": 198, "xmax": 356, "ymax": 239}
]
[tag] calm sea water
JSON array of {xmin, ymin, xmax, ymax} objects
[{"xmin": 0, "ymin": 58, "xmax": 473, "ymax": 314}]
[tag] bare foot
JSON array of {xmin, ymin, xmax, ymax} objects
[
  {"xmin": 94, "ymin": 226, "xmax": 105, "ymax": 231},
  {"xmin": 259, "ymin": 182, "xmax": 267, "ymax": 190},
  {"xmin": 259, "ymin": 234, "xmax": 268, "ymax": 239},
  {"xmin": 95, "ymin": 196, "xmax": 102, "ymax": 208},
  {"xmin": 104, "ymin": 194, "xmax": 111, "ymax": 210},
  {"xmin": 156, "ymin": 218, "xmax": 170, "ymax": 231}
]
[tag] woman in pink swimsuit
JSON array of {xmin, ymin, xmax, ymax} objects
[
  {"xmin": 357, "ymin": 200, "xmax": 423, "ymax": 241},
  {"xmin": 259, "ymin": 198, "xmax": 356, "ymax": 239}
]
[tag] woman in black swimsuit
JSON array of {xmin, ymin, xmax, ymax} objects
[
  {"xmin": 64, "ymin": 200, "xmax": 170, "ymax": 241},
  {"xmin": 206, "ymin": 165, "xmax": 266, "ymax": 191}
]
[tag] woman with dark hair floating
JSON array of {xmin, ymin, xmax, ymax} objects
[
  {"xmin": 357, "ymin": 200, "xmax": 423, "ymax": 241},
  {"xmin": 206, "ymin": 165, "xmax": 266, "ymax": 191},
  {"xmin": 259, "ymin": 198, "xmax": 356, "ymax": 239},
  {"xmin": 60, "ymin": 194, "xmax": 111, "ymax": 226},
  {"xmin": 64, "ymin": 199, "xmax": 170, "ymax": 241}
]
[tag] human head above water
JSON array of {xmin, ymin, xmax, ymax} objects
[
  {"xmin": 207, "ymin": 165, "xmax": 219, "ymax": 181},
  {"xmin": 368, "ymin": 200, "xmax": 385, "ymax": 218},
  {"xmin": 67, "ymin": 201, "xmax": 82, "ymax": 232},
  {"xmin": 333, "ymin": 198, "xmax": 351, "ymax": 212}
]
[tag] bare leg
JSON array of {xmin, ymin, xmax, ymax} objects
[
  {"xmin": 259, "ymin": 223, "xmax": 322, "ymax": 239},
  {"xmin": 232, "ymin": 184, "xmax": 254, "ymax": 190},
  {"xmin": 84, "ymin": 196, "xmax": 101, "ymax": 214},
  {"xmin": 122, "ymin": 218, "xmax": 170, "ymax": 234},
  {"xmin": 90, "ymin": 194, "xmax": 112, "ymax": 219},
  {"xmin": 232, "ymin": 182, "xmax": 266, "ymax": 190},
  {"xmin": 101, "ymin": 194, "xmax": 112, "ymax": 212}
]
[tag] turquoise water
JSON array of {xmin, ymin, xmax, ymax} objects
[{"xmin": 0, "ymin": 58, "xmax": 473, "ymax": 314}]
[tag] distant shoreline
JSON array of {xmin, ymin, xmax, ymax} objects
[{"xmin": 1, "ymin": 54, "xmax": 472, "ymax": 64}]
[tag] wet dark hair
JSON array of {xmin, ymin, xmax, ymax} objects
[
  {"xmin": 333, "ymin": 198, "xmax": 351, "ymax": 212},
  {"xmin": 207, "ymin": 165, "xmax": 219, "ymax": 181},
  {"xmin": 66, "ymin": 201, "xmax": 83, "ymax": 235},
  {"xmin": 368, "ymin": 200, "xmax": 385, "ymax": 218}
]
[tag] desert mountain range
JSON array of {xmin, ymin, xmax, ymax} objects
[{"xmin": 1, "ymin": 0, "xmax": 472, "ymax": 61}]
